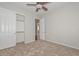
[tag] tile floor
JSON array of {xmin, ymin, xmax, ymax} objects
[{"xmin": 0, "ymin": 40, "xmax": 79, "ymax": 56}]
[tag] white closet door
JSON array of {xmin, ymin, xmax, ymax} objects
[
  {"xmin": 16, "ymin": 14, "xmax": 24, "ymax": 43},
  {"xmin": 0, "ymin": 7, "xmax": 16, "ymax": 50}
]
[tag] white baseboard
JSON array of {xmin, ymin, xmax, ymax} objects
[
  {"xmin": 0, "ymin": 44, "xmax": 16, "ymax": 50},
  {"xmin": 46, "ymin": 39, "xmax": 79, "ymax": 50}
]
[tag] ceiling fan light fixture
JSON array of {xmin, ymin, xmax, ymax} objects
[
  {"xmin": 36, "ymin": 4, "xmax": 42, "ymax": 9},
  {"xmin": 26, "ymin": 2, "xmax": 49, "ymax": 12}
]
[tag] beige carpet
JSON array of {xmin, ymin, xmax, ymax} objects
[{"xmin": 0, "ymin": 40, "xmax": 79, "ymax": 56}]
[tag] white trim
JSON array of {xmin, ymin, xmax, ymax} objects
[{"xmin": 46, "ymin": 39, "xmax": 79, "ymax": 50}]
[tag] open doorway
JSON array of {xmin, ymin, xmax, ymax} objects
[
  {"xmin": 35, "ymin": 18, "xmax": 40, "ymax": 41},
  {"xmin": 35, "ymin": 17, "xmax": 45, "ymax": 41},
  {"xmin": 16, "ymin": 14, "xmax": 25, "ymax": 43}
]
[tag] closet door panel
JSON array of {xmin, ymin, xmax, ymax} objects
[
  {"xmin": 8, "ymin": 12, "xmax": 16, "ymax": 47},
  {"xmin": 0, "ymin": 7, "xmax": 16, "ymax": 50},
  {"xmin": 16, "ymin": 14, "xmax": 24, "ymax": 43},
  {"xmin": 0, "ymin": 14, "xmax": 9, "ymax": 49}
]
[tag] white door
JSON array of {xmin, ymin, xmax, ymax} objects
[
  {"xmin": 40, "ymin": 18, "xmax": 45, "ymax": 40},
  {"xmin": 16, "ymin": 14, "xmax": 25, "ymax": 43},
  {"xmin": 0, "ymin": 7, "xmax": 16, "ymax": 50}
]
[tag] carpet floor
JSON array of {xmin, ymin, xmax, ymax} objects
[{"xmin": 0, "ymin": 40, "xmax": 79, "ymax": 56}]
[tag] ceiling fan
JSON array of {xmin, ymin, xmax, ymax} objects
[{"xmin": 26, "ymin": 2, "xmax": 49, "ymax": 12}]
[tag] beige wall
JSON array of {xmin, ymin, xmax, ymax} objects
[
  {"xmin": 40, "ymin": 17, "xmax": 45, "ymax": 40},
  {"xmin": 45, "ymin": 3, "xmax": 79, "ymax": 49}
]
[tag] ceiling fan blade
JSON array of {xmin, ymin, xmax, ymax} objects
[
  {"xmin": 37, "ymin": 2, "xmax": 50, "ymax": 5},
  {"xmin": 42, "ymin": 6, "xmax": 48, "ymax": 11},
  {"xmin": 27, "ymin": 4, "xmax": 37, "ymax": 6}
]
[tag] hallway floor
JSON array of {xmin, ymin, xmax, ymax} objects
[{"xmin": 0, "ymin": 40, "xmax": 79, "ymax": 56}]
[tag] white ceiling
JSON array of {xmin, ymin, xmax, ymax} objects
[{"xmin": 0, "ymin": 2, "xmax": 72, "ymax": 14}]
